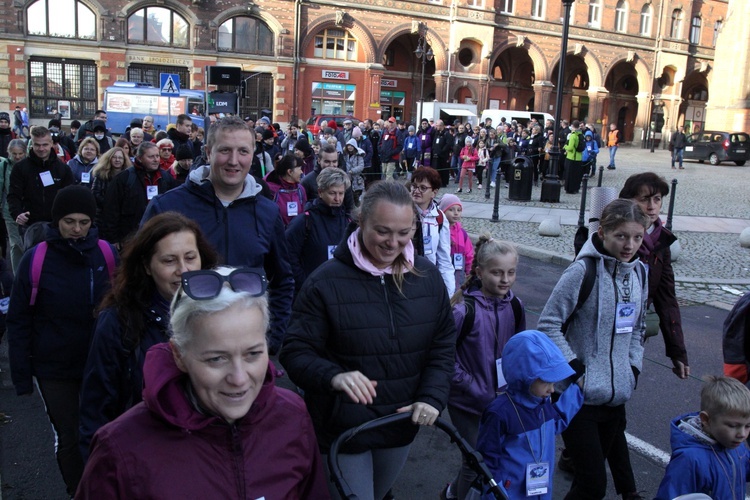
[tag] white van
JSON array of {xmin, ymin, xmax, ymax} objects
[{"xmin": 480, "ymin": 110, "xmax": 554, "ymax": 128}]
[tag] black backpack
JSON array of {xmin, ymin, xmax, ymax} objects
[
  {"xmin": 575, "ymin": 131, "xmax": 586, "ymax": 153},
  {"xmin": 457, "ymin": 293, "xmax": 524, "ymax": 348}
]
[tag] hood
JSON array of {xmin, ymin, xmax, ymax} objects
[
  {"xmin": 502, "ymin": 330, "xmax": 574, "ymax": 408},
  {"xmin": 72, "ymin": 154, "xmax": 98, "ymax": 167},
  {"xmin": 142, "ymin": 343, "xmax": 278, "ymax": 431},
  {"xmin": 670, "ymin": 413, "xmax": 717, "ymax": 452},
  {"xmin": 346, "ymin": 138, "xmax": 365, "ymax": 156},
  {"xmin": 188, "ymin": 164, "xmax": 262, "ymax": 200}
]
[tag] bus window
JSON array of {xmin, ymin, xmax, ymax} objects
[{"xmin": 189, "ymin": 98, "xmax": 205, "ymax": 117}]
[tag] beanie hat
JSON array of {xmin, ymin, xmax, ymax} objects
[
  {"xmin": 388, "ymin": 116, "xmax": 396, "ymax": 123},
  {"xmin": 262, "ymin": 128, "xmax": 275, "ymax": 141},
  {"xmin": 294, "ymin": 137, "xmax": 313, "ymax": 157},
  {"xmin": 258, "ymin": 116, "xmax": 271, "ymax": 125},
  {"xmin": 439, "ymin": 193, "xmax": 462, "ymax": 213},
  {"xmin": 351, "ymin": 127, "xmax": 362, "ymax": 139},
  {"xmin": 408, "ymin": 125, "xmax": 415, "ymax": 132},
  {"xmin": 0, "ymin": 112, "xmax": 10, "ymax": 122},
  {"xmin": 52, "ymin": 185, "xmax": 97, "ymax": 224},
  {"xmin": 174, "ymin": 144, "xmax": 194, "ymax": 161},
  {"xmin": 327, "ymin": 119, "xmax": 338, "ymax": 129}
]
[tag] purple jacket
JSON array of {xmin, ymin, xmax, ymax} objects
[
  {"xmin": 449, "ymin": 288, "xmax": 526, "ymax": 415},
  {"xmin": 77, "ymin": 343, "xmax": 329, "ymax": 499}
]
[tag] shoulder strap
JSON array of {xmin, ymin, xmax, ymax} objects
[
  {"xmin": 436, "ymin": 208, "xmax": 444, "ymax": 233},
  {"xmin": 97, "ymin": 240, "xmax": 116, "ymax": 282},
  {"xmin": 457, "ymin": 294, "xmax": 476, "ymax": 348},
  {"xmin": 510, "ymin": 296, "xmax": 523, "ymax": 333},
  {"xmin": 29, "ymin": 242, "xmax": 49, "ymax": 306},
  {"xmin": 561, "ymin": 257, "xmax": 597, "ymax": 335}
]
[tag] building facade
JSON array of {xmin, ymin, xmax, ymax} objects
[{"xmin": 0, "ymin": 0, "xmax": 741, "ymax": 143}]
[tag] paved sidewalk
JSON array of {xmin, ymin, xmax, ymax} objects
[{"xmin": 446, "ymin": 146, "xmax": 750, "ymax": 309}]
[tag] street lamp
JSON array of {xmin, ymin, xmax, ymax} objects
[
  {"xmin": 540, "ymin": 0, "xmax": 576, "ymax": 203},
  {"xmin": 415, "ymin": 29, "xmax": 434, "ymax": 120}
]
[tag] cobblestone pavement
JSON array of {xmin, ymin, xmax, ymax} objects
[{"xmin": 444, "ymin": 146, "xmax": 750, "ymax": 309}]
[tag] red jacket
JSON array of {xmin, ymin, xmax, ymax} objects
[{"xmin": 76, "ymin": 343, "xmax": 329, "ymax": 500}]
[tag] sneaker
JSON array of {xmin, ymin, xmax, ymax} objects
[
  {"xmin": 439, "ymin": 483, "xmax": 458, "ymax": 500},
  {"xmin": 490, "ymin": 181, "xmax": 496, "ymax": 188},
  {"xmin": 504, "ymin": 183, "xmax": 509, "ymax": 188},
  {"xmin": 607, "ymin": 165, "xmax": 616, "ymax": 170},
  {"xmin": 468, "ymin": 189, "xmax": 472, "ymax": 193},
  {"xmin": 456, "ymin": 188, "xmax": 463, "ymax": 193},
  {"xmin": 679, "ymin": 166, "xmax": 685, "ymax": 169},
  {"xmin": 671, "ymin": 165, "xmax": 676, "ymax": 169},
  {"xmin": 478, "ymin": 184, "xmax": 482, "ymax": 190},
  {"xmin": 558, "ymin": 449, "xmax": 575, "ymax": 474}
]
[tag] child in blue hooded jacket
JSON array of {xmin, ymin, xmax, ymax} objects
[{"xmin": 476, "ymin": 330, "xmax": 584, "ymax": 500}]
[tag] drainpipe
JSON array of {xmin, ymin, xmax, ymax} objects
[
  {"xmin": 292, "ymin": 0, "xmax": 303, "ymax": 124},
  {"xmin": 445, "ymin": 0, "xmax": 457, "ymax": 102}
]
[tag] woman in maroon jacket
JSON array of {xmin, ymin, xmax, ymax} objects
[{"xmin": 76, "ymin": 267, "xmax": 329, "ymax": 499}]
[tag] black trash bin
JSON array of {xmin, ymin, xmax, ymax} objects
[{"xmin": 508, "ymin": 156, "xmax": 534, "ymax": 201}]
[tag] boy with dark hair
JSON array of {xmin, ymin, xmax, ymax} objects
[{"xmin": 656, "ymin": 376, "xmax": 750, "ymax": 500}]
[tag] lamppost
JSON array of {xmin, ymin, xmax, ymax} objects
[
  {"xmin": 415, "ymin": 27, "xmax": 433, "ymax": 121},
  {"xmin": 540, "ymin": 0, "xmax": 576, "ymax": 203}
]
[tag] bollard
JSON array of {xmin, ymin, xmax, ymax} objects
[
  {"xmin": 597, "ymin": 166, "xmax": 604, "ymax": 187},
  {"xmin": 490, "ymin": 167, "xmax": 502, "ymax": 222},
  {"xmin": 666, "ymin": 178, "xmax": 678, "ymax": 231},
  {"xmin": 578, "ymin": 174, "xmax": 589, "ymax": 228}
]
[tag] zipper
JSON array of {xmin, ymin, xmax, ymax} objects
[
  {"xmin": 606, "ymin": 262, "xmax": 619, "ymax": 405},
  {"xmin": 230, "ymin": 424, "xmax": 246, "ymax": 498},
  {"xmin": 381, "ymin": 275, "xmax": 396, "ymax": 339},
  {"xmin": 493, "ymin": 300, "xmax": 500, "ymax": 357}
]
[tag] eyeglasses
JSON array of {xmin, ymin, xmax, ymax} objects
[
  {"xmin": 180, "ymin": 268, "xmax": 267, "ymax": 301},
  {"xmin": 160, "ymin": 147, "xmax": 172, "ymax": 151},
  {"xmin": 411, "ymin": 184, "xmax": 433, "ymax": 193}
]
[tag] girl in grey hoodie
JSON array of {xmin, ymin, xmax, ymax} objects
[{"xmin": 537, "ymin": 199, "xmax": 649, "ymax": 500}]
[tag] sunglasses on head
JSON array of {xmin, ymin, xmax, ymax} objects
[{"xmin": 180, "ymin": 268, "xmax": 267, "ymax": 301}]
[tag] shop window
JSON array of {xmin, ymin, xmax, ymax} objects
[
  {"xmin": 713, "ymin": 20, "xmax": 722, "ymax": 47},
  {"xmin": 27, "ymin": 0, "xmax": 95, "ymax": 40},
  {"xmin": 588, "ymin": 0, "xmax": 601, "ymax": 27},
  {"xmin": 639, "ymin": 4, "xmax": 652, "ymax": 36},
  {"xmin": 218, "ymin": 16, "xmax": 273, "ymax": 55},
  {"xmin": 128, "ymin": 6, "xmax": 189, "ymax": 47},
  {"xmin": 615, "ymin": 1, "xmax": 628, "ymax": 33},
  {"xmin": 530, "ymin": 0, "xmax": 545, "ymax": 19},
  {"xmin": 498, "ymin": 0, "xmax": 513, "ymax": 15},
  {"xmin": 29, "ymin": 57, "xmax": 97, "ymax": 119},
  {"xmin": 670, "ymin": 9, "xmax": 683, "ymax": 39},
  {"xmin": 314, "ymin": 29, "xmax": 358, "ymax": 61},
  {"xmin": 311, "ymin": 82, "xmax": 356, "ymax": 115},
  {"xmin": 689, "ymin": 16, "xmax": 702, "ymax": 45},
  {"xmin": 128, "ymin": 64, "xmax": 190, "ymax": 90}
]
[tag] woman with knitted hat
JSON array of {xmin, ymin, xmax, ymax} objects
[
  {"xmin": 7, "ymin": 185, "xmax": 118, "ymax": 497},
  {"xmin": 169, "ymin": 144, "xmax": 194, "ymax": 185}
]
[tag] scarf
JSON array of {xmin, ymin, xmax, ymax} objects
[
  {"xmin": 638, "ymin": 217, "xmax": 663, "ymax": 259},
  {"xmin": 347, "ymin": 228, "xmax": 414, "ymax": 277}
]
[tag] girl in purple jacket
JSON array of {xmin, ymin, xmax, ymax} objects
[{"xmin": 442, "ymin": 235, "xmax": 526, "ymax": 500}]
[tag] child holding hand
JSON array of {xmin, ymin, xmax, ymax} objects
[{"xmin": 439, "ymin": 194, "xmax": 473, "ymax": 288}]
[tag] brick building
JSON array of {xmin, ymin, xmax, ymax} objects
[{"xmin": 0, "ymin": 0, "xmax": 741, "ymax": 143}]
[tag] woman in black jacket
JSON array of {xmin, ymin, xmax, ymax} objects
[
  {"xmin": 7, "ymin": 186, "xmax": 117, "ymax": 497},
  {"xmin": 78, "ymin": 212, "xmax": 218, "ymax": 461},
  {"xmin": 281, "ymin": 181, "xmax": 456, "ymax": 499}
]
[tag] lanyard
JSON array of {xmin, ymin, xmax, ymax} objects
[{"xmin": 507, "ymin": 394, "xmax": 544, "ymax": 464}]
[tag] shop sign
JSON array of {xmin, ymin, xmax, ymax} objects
[
  {"xmin": 322, "ymin": 70, "xmax": 349, "ymax": 80},
  {"xmin": 381, "ymin": 79, "xmax": 397, "ymax": 88}
]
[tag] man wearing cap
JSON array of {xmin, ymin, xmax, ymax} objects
[
  {"xmin": 342, "ymin": 119, "xmax": 354, "ymax": 143},
  {"xmin": 141, "ymin": 116, "xmax": 294, "ymax": 354},
  {"xmin": 0, "ymin": 112, "xmax": 14, "ymax": 158},
  {"xmin": 378, "ymin": 117, "xmax": 402, "ymax": 180},
  {"xmin": 100, "ymin": 142, "xmax": 176, "ymax": 248},
  {"xmin": 9, "ymin": 126, "xmax": 74, "ymax": 229},
  {"xmin": 75, "ymin": 110, "xmax": 108, "ymax": 144},
  {"xmin": 257, "ymin": 116, "xmax": 271, "ymax": 129},
  {"xmin": 261, "ymin": 128, "xmax": 280, "ymax": 162},
  {"xmin": 89, "ymin": 121, "xmax": 114, "ymax": 154}
]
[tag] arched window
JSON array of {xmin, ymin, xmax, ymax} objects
[
  {"xmin": 689, "ymin": 16, "xmax": 702, "ymax": 45},
  {"xmin": 639, "ymin": 4, "xmax": 652, "ymax": 36},
  {"xmin": 128, "ymin": 6, "xmax": 189, "ymax": 47},
  {"xmin": 615, "ymin": 1, "xmax": 628, "ymax": 33},
  {"xmin": 588, "ymin": 0, "xmax": 601, "ymax": 27},
  {"xmin": 27, "ymin": 0, "xmax": 95, "ymax": 39},
  {"xmin": 670, "ymin": 9, "xmax": 683, "ymax": 39},
  {"xmin": 218, "ymin": 16, "xmax": 273, "ymax": 55},
  {"xmin": 314, "ymin": 29, "xmax": 358, "ymax": 61}
]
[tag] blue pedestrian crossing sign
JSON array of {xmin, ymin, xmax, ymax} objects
[{"xmin": 160, "ymin": 73, "xmax": 180, "ymax": 97}]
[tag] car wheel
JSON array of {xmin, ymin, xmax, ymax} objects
[
  {"xmin": 735, "ymin": 161, "xmax": 746, "ymax": 166},
  {"xmin": 709, "ymin": 153, "xmax": 720, "ymax": 165}
]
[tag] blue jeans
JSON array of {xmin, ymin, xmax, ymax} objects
[
  {"xmin": 450, "ymin": 155, "xmax": 463, "ymax": 181},
  {"xmin": 608, "ymin": 146, "xmax": 618, "ymax": 167},
  {"xmin": 490, "ymin": 156, "xmax": 502, "ymax": 183},
  {"xmin": 323, "ymin": 445, "xmax": 411, "ymax": 500},
  {"xmin": 671, "ymin": 148, "xmax": 684, "ymax": 167}
]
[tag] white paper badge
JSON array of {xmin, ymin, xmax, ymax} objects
[
  {"xmin": 39, "ymin": 171, "xmax": 54, "ymax": 187},
  {"xmin": 423, "ymin": 234, "xmax": 433, "ymax": 255},
  {"xmin": 421, "ymin": 134, "xmax": 426, "ymax": 141},
  {"xmin": 408, "ymin": 142, "xmax": 414, "ymax": 149},
  {"xmin": 453, "ymin": 253, "xmax": 464, "ymax": 271},
  {"xmin": 615, "ymin": 302, "xmax": 637, "ymax": 334},
  {"xmin": 496, "ymin": 358, "xmax": 507, "ymax": 389},
  {"xmin": 526, "ymin": 462, "xmax": 550, "ymax": 496},
  {"xmin": 146, "ymin": 185, "xmax": 158, "ymax": 200},
  {"xmin": 327, "ymin": 245, "xmax": 337, "ymax": 260},
  {"xmin": 81, "ymin": 172, "xmax": 91, "ymax": 184},
  {"xmin": 287, "ymin": 201, "xmax": 299, "ymax": 217}
]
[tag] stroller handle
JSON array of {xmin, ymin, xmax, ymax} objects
[{"xmin": 327, "ymin": 412, "xmax": 508, "ymax": 500}]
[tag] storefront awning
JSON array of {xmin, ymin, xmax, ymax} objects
[{"xmin": 442, "ymin": 109, "xmax": 477, "ymax": 117}]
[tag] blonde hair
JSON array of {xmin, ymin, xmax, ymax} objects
[
  {"xmin": 450, "ymin": 233, "xmax": 518, "ymax": 306},
  {"xmin": 91, "ymin": 147, "xmax": 133, "ymax": 181},
  {"xmin": 701, "ymin": 375, "xmax": 750, "ymax": 418},
  {"xmin": 77, "ymin": 137, "xmax": 100, "ymax": 157}
]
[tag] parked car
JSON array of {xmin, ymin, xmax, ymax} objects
[
  {"xmin": 306, "ymin": 114, "xmax": 360, "ymax": 136},
  {"xmin": 683, "ymin": 131, "xmax": 750, "ymax": 166}
]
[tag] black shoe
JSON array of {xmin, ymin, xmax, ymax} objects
[{"xmin": 607, "ymin": 165, "xmax": 616, "ymax": 170}]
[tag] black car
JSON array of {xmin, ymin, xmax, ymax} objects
[{"xmin": 683, "ymin": 131, "xmax": 750, "ymax": 166}]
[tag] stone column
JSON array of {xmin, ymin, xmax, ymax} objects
[
  {"xmin": 532, "ymin": 81, "xmax": 554, "ymax": 114},
  {"xmin": 634, "ymin": 91, "xmax": 651, "ymax": 145}
]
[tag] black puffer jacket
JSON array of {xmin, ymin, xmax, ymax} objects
[
  {"xmin": 8, "ymin": 151, "xmax": 74, "ymax": 224},
  {"xmin": 280, "ymin": 229, "xmax": 456, "ymax": 453}
]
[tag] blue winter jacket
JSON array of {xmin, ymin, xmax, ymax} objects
[
  {"xmin": 141, "ymin": 166, "xmax": 295, "ymax": 351},
  {"xmin": 285, "ymin": 198, "xmax": 350, "ymax": 294},
  {"xmin": 449, "ymin": 288, "xmax": 526, "ymax": 415},
  {"xmin": 476, "ymin": 330, "xmax": 583, "ymax": 500},
  {"xmin": 7, "ymin": 225, "xmax": 116, "ymax": 395},
  {"xmin": 78, "ymin": 299, "xmax": 170, "ymax": 461},
  {"xmin": 656, "ymin": 412, "xmax": 750, "ymax": 500},
  {"xmin": 402, "ymin": 134, "xmax": 422, "ymax": 160},
  {"xmin": 582, "ymin": 131, "xmax": 599, "ymax": 163}
]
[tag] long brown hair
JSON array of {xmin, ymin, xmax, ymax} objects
[{"xmin": 98, "ymin": 212, "xmax": 219, "ymax": 347}]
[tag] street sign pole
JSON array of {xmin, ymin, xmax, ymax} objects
[{"xmin": 160, "ymin": 73, "xmax": 181, "ymax": 126}]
